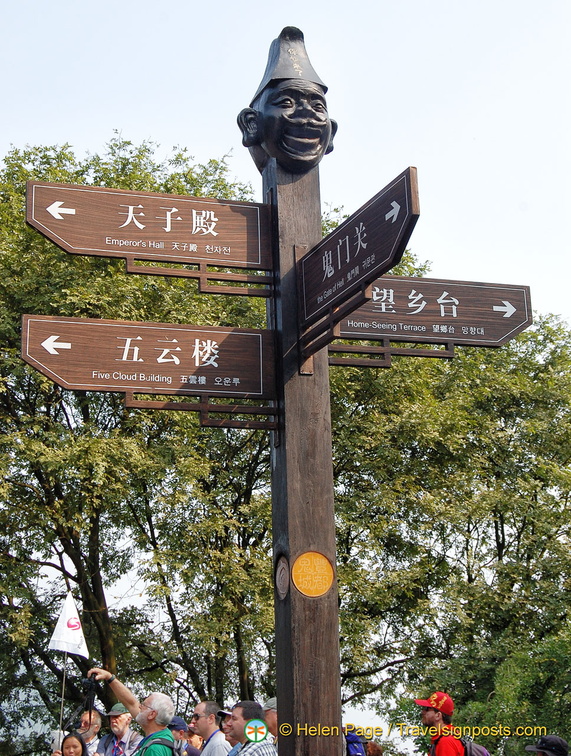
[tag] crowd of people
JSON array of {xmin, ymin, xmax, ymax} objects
[
  {"xmin": 50, "ymin": 677, "xmax": 567, "ymax": 756},
  {"xmin": 51, "ymin": 667, "xmax": 279, "ymax": 756}
]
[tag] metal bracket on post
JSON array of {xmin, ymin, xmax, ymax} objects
[
  {"xmin": 328, "ymin": 340, "xmax": 393, "ymax": 367},
  {"xmin": 125, "ymin": 257, "xmax": 273, "ymax": 297},
  {"xmin": 294, "ymin": 245, "xmax": 315, "ymax": 375},
  {"xmin": 328, "ymin": 340, "xmax": 455, "ymax": 366},
  {"xmin": 299, "ymin": 284, "xmax": 373, "ymax": 360},
  {"xmin": 124, "ymin": 392, "xmax": 278, "ymax": 429}
]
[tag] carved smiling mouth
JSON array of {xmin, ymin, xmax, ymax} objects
[{"xmin": 281, "ymin": 125, "xmax": 325, "ymax": 155}]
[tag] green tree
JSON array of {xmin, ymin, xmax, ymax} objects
[
  {"xmin": 0, "ymin": 138, "xmax": 272, "ymax": 753},
  {"xmin": 334, "ymin": 317, "xmax": 571, "ymax": 753},
  {"xmin": 3, "ymin": 136, "xmax": 571, "ymax": 756}
]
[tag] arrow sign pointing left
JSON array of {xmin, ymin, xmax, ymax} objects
[
  {"xmin": 26, "ymin": 181, "xmax": 272, "ymax": 270},
  {"xmin": 41, "ymin": 335, "xmax": 72, "ymax": 355},
  {"xmin": 22, "ymin": 315, "xmax": 275, "ymax": 399},
  {"xmin": 46, "ymin": 201, "xmax": 76, "ymax": 220}
]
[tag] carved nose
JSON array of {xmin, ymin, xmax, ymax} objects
[{"xmin": 294, "ymin": 99, "xmax": 315, "ymax": 115}]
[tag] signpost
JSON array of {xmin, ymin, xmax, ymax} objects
[
  {"xmin": 264, "ymin": 161, "xmax": 342, "ymax": 755},
  {"xmin": 19, "ymin": 26, "xmax": 534, "ymax": 756},
  {"xmin": 337, "ymin": 275, "xmax": 533, "ymax": 346},
  {"xmin": 298, "ymin": 167, "xmax": 419, "ymax": 332},
  {"xmin": 26, "ymin": 181, "xmax": 272, "ymax": 271},
  {"xmin": 22, "ymin": 315, "xmax": 275, "ymax": 399}
]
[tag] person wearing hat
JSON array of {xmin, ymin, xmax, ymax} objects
[
  {"xmin": 190, "ymin": 702, "xmax": 230, "ymax": 756},
  {"xmin": 414, "ymin": 692, "xmax": 463, "ymax": 756},
  {"xmin": 525, "ymin": 736, "xmax": 569, "ymax": 756},
  {"xmin": 87, "ymin": 666, "xmax": 175, "ymax": 756},
  {"xmin": 262, "ymin": 698, "xmax": 278, "ymax": 744},
  {"xmin": 95, "ymin": 703, "xmax": 142, "ymax": 756},
  {"xmin": 168, "ymin": 716, "xmax": 200, "ymax": 756},
  {"xmin": 218, "ymin": 709, "xmax": 240, "ymax": 756},
  {"xmin": 237, "ymin": 26, "xmax": 337, "ymax": 176}
]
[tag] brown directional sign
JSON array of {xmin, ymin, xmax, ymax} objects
[
  {"xmin": 337, "ymin": 275, "xmax": 532, "ymax": 346},
  {"xmin": 26, "ymin": 181, "xmax": 272, "ymax": 269},
  {"xmin": 22, "ymin": 315, "xmax": 275, "ymax": 398},
  {"xmin": 298, "ymin": 167, "xmax": 419, "ymax": 330}
]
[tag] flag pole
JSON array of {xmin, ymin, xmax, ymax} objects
[
  {"xmin": 49, "ymin": 592, "xmax": 90, "ymax": 747},
  {"xmin": 58, "ymin": 651, "xmax": 68, "ymax": 747}
]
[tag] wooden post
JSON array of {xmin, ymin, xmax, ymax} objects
[{"xmin": 264, "ymin": 159, "xmax": 343, "ymax": 756}]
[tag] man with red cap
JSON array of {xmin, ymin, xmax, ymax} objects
[{"xmin": 414, "ymin": 691, "xmax": 463, "ymax": 756}]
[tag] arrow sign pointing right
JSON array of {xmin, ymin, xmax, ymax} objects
[
  {"xmin": 46, "ymin": 201, "xmax": 76, "ymax": 220},
  {"xmin": 493, "ymin": 300, "xmax": 516, "ymax": 318},
  {"xmin": 41, "ymin": 335, "xmax": 72, "ymax": 355},
  {"xmin": 337, "ymin": 276, "xmax": 532, "ymax": 347},
  {"xmin": 299, "ymin": 167, "xmax": 419, "ymax": 331},
  {"xmin": 385, "ymin": 201, "xmax": 401, "ymax": 223}
]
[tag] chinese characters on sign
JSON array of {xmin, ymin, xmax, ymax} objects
[
  {"xmin": 320, "ymin": 221, "xmax": 370, "ymax": 284},
  {"xmin": 118, "ymin": 203, "xmax": 220, "ymax": 236},
  {"xmin": 338, "ymin": 276, "xmax": 533, "ymax": 346},
  {"xmin": 21, "ymin": 315, "xmax": 275, "ymax": 399},
  {"xmin": 26, "ymin": 182, "xmax": 272, "ymax": 269},
  {"xmin": 291, "ymin": 552, "xmax": 334, "ymax": 597}
]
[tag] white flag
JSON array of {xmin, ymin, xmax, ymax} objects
[{"xmin": 48, "ymin": 592, "xmax": 89, "ymax": 658}]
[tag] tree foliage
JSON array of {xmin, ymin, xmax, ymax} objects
[
  {"xmin": 0, "ymin": 138, "xmax": 271, "ymax": 753},
  {"xmin": 333, "ymin": 319, "xmax": 571, "ymax": 752},
  {"xmin": 1, "ymin": 137, "xmax": 571, "ymax": 755}
]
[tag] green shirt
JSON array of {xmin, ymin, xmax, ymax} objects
[{"xmin": 135, "ymin": 728, "xmax": 174, "ymax": 756}]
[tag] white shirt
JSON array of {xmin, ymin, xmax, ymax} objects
[
  {"xmin": 85, "ymin": 736, "xmax": 100, "ymax": 756},
  {"xmin": 201, "ymin": 730, "xmax": 231, "ymax": 756}
]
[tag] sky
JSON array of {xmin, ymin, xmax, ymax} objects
[
  {"xmin": 2, "ymin": 0, "xmax": 570, "ymax": 741},
  {"xmin": 1, "ymin": 0, "xmax": 570, "ymax": 326}
]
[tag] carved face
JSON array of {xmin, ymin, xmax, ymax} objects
[{"xmin": 244, "ymin": 79, "xmax": 337, "ymax": 173}]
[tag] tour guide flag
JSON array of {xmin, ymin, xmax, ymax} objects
[{"xmin": 48, "ymin": 592, "xmax": 89, "ymax": 658}]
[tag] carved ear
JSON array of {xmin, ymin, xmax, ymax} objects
[
  {"xmin": 237, "ymin": 108, "xmax": 260, "ymax": 147},
  {"xmin": 325, "ymin": 119, "xmax": 338, "ymax": 155}
]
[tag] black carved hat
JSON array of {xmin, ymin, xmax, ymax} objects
[{"xmin": 250, "ymin": 26, "xmax": 327, "ymax": 106}]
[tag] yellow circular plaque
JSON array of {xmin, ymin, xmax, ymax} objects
[{"xmin": 291, "ymin": 551, "xmax": 334, "ymax": 597}]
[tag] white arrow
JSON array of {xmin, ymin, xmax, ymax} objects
[
  {"xmin": 46, "ymin": 201, "xmax": 76, "ymax": 220},
  {"xmin": 493, "ymin": 301, "xmax": 516, "ymax": 318},
  {"xmin": 385, "ymin": 201, "xmax": 401, "ymax": 223},
  {"xmin": 41, "ymin": 335, "xmax": 72, "ymax": 355}
]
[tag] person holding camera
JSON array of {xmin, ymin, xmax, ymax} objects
[{"xmin": 87, "ymin": 667, "xmax": 175, "ymax": 755}]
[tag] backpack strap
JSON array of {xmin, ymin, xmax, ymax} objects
[
  {"xmin": 102, "ymin": 733, "xmax": 115, "ymax": 750},
  {"xmin": 136, "ymin": 737, "xmax": 175, "ymax": 754},
  {"xmin": 430, "ymin": 735, "xmax": 444, "ymax": 756}
]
